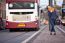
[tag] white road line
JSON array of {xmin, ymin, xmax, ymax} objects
[
  {"xmin": 57, "ymin": 26, "xmax": 65, "ymax": 33},
  {"xmin": 21, "ymin": 25, "xmax": 47, "ymax": 43}
]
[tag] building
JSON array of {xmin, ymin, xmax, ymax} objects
[{"xmin": 0, "ymin": 0, "xmax": 6, "ymax": 19}]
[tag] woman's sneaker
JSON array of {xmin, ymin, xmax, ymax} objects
[
  {"xmin": 54, "ymin": 32, "xmax": 56, "ymax": 35},
  {"xmin": 50, "ymin": 32, "xmax": 52, "ymax": 35}
]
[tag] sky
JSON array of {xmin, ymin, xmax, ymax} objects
[{"xmin": 40, "ymin": 0, "xmax": 63, "ymax": 8}]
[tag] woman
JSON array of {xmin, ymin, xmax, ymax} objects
[{"xmin": 48, "ymin": 6, "xmax": 57, "ymax": 35}]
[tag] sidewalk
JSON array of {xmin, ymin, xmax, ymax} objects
[{"xmin": 32, "ymin": 26, "xmax": 65, "ymax": 43}]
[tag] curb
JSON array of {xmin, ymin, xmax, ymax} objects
[{"xmin": 56, "ymin": 26, "xmax": 65, "ymax": 33}]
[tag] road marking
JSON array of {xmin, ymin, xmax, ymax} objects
[
  {"xmin": 57, "ymin": 26, "xmax": 65, "ymax": 33},
  {"xmin": 21, "ymin": 25, "xmax": 47, "ymax": 43}
]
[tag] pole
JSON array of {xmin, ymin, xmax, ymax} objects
[{"xmin": 49, "ymin": 0, "xmax": 53, "ymax": 6}]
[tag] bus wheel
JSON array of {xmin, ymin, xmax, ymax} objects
[
  {"xmin": 9, "ymin": 29, "xmax": 14, "ymax": 32},
  {"xmin": 35, "ymin": 28, "xmax": 39, "ymax": 31}
]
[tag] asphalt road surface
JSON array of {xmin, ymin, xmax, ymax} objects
[
  {"xmin": 0, "ymin": 29, "xmax": 37, "ymax": 43},
  {"xmin": 0, "ymin": 24, "xmax": 46, "ymax": 43},
  {"xmin": 1, "ymin": 24, "xmax": 65, "ymax": 43}
]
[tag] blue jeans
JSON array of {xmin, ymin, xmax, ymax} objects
[{"xmin": 49, "ymin": 18, "xmax": 55, "ymax": 32}]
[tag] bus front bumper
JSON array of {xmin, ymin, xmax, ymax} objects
[{"xmin": 6, "ymin": 21, "xmax": 39, "ymax": 29}]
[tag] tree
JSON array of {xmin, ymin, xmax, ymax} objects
[
  {"xmin": 55, "ymin": 5, "xmax": 61, "ymax": 10},
  {"xmin": 54, "ymin": 0, "xmax": 61, "ymax": 10},
  {"xmin": 0, "ymin": 0, "xmax": 2, "ymax": 3}
]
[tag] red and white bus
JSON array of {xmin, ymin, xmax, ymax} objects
[{"xmin": 6, "ymin": 0, "xmax": 40, "ymax": 31}]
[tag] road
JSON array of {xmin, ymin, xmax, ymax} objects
[
  {"xmin": 0, "ymin": 24, "xmax": 46, "ymax": 43},
  {"xmin": 0, "ymin": 24, "xmax": 65, "ymax": 43},
  {"xmin": 0, "ymin": 30, "xmax": 36, "ymax": 43}
]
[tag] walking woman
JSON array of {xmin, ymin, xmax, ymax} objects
[{"xmin": 48, "ymin": 6, "xmax": 58, "ymax": 35}]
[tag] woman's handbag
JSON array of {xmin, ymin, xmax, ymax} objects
[{"xmin": 55, "ymin": 18, "xmax": 61, "ymax": 25}]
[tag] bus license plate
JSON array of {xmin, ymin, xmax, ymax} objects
[{"xmin": 18, "ymin": 24, "xmax": 25, "ymax": 27}]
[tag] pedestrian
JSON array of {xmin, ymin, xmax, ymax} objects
[
  {"xmin": 48, "ymin": 6, "xmax": 58, "ymax": 35},
  {"xmin": 0, "ymin": 17, "xmax": 4, "ymax": 30}
]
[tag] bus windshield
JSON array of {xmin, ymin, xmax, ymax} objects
[{"xmin": 8, "ymin": 2, "xmax": 35, "ymax": 9}]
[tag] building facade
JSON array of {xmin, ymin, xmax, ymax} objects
[{"xmin": 0, "ymin": 0, "xmax": 6, "ymax": 19}]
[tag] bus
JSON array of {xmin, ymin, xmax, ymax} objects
[
  {"xmin": 6, "ymin": 0, "xmax": 40, "ymax": 31},
  {"xmin": 61, "ymin": 3, "xmax": 65, "ymax": 26}
]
